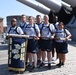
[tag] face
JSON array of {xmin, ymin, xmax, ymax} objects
[
  {"xmin": 55, "ymin": 16, "xmax": 58, "ymax": 22},
  {"xmin": 11, "ymin": 19, "xmax": 17, "ymax": 27},
  {"xmin": 21, "ymin": 15, "xmax": 26, "ymax": 22},
  {"xmin": 43, "ymin": 15, "xmax": 49, "ymax": 23},
  {"xmin": 54, "ymin": 16, "xmax": 58, "ymax": 23},
  {"xmin": 36, "ymin": 16, "xmax": 41, "ymax": 23},
  {"xmin": 28, "ymin": 17, "xmax": 34, "ymax": 25},
  {"xmin": 58, "ymin": 23, "xmax": 64, "ymax": 29}
]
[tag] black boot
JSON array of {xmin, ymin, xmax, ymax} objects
[
  {"xmin": 38, "ymin": 62, "xmax": 45, "ymax": 68},
  {"xmin": 61, "ymin": 62, "xmax": 64, "ymax": 66},
  {"xmin": 56, "ymin": 61, "xmax": 62, "ymax": 68},
  {"xmin": 48, "ymin": 63, "xmax": 51, "ymax": 69}
]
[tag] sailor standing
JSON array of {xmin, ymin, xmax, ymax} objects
[
  {"xmin": 24, "ymin": 16, "xmax": 40, "ymax": 71},
  {"xmin": 5, "ymin": 18, "xmax": 26, "ymax": 72},
  {"xmin": 39, "ymin": 15, "xmax": 56, "ymax": 69},
  {"xmin": 19, "ymin": 14, "xmax": 27, "ymax": 32},
  {"xmin": 36, "ymin": 15, "xmax": 43, "ymax": 65},
  {"xmin": 6, "ymin": 18, "xmax": 24, "ymax": 36},
  {"xmin": 55, "ymin": 22, "xmax": 71, "ymax": 67},
  {"xmin": 52, "ymin": 16, "xmax": 59, "ymax": 61},
  {"xmin": 19, "ymin": 14, "xmax": 29, "ymax": 66}
]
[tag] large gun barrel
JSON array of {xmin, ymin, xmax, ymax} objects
[
  {"xmin": 17, "ymin": 0, "xmax": 55, "ymax": 23},
  {"xmin": 62, "ymin": 0, "xmax": 76, "ymax": 7},
  {"xmin": 36, "ymin": 0, "xmax": 73, "ymax": 24},
  {"xmin": 16, "ymin": 0, "xmax": 76, "ymax": 41},
  {"xmin": 17, "ymin": 0, "xmax": 73, "ymax": 24},
  {"xmin": 36, "ymin": 0, "xmax": 72, "ymax": 12},
  {"xmin": 17, "ymin": 0, "xmax": 50, "ymax": 14},
  {"xmin": 36, "ymin": 0, "xmax": 62, "ymax": 13},
  {"xmin": 61, "ymin": 1, "xmax": 72, "ymax": 11}
]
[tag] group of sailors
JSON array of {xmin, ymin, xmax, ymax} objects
[{"xmin": 6, "ymin": 14, "xmax": 71, "ymax": 72}]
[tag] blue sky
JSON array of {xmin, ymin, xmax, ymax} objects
[{"xmin": 0, "ymin": 0, "xmax": 43, "ymax": 26}]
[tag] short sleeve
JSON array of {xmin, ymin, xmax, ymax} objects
[
  {"xmin": 55, "ymin": 22, "xmax": 59, "ymax": 29},
  {"xmin": 50, "ymin": 24, "xmax": 56, "ymax": 32},
  {"xmin": 35, "ymin": 24, "xmax": 40, "ymax": 33},
  {"xmin": 17, "ymin": 27, "xmax": 24, "ymax": 34},
  {"xmin": 65, "ymin": 29, "xmax": 71, "ymax": 35}
]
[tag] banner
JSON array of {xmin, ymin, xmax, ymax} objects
[{"xmin": 8, "ymin": 37, "xmax": 28, "ymax": 72}]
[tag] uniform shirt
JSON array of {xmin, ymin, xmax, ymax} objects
[
  {"xmin": 24, "ymin": 24, "xmax": 40, "ymax": 39},
  {"xmin": 41, "ymin": 23, "xmax": 56, "ymax": 39},
  {"xmin": 55, "ymin": 29, "xmax": 71, "ymax": 42},
  {"xmin": 54, "ymin": 22, "xmax": 59, "ymax": 30},
  {"xmin": 6, "ymin": 26, "xmax": 24, "ymax": 34},
  {"xmin": 20, "ymin": 22, "xmax": 27, "ymax": 32},
  {"xmin": 36, "ymin": 22, "xmax": 43, "ymax": 30}
]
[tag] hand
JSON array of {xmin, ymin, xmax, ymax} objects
[
  {"xmin": 55, "ymin": 37, "xmax": 60, "ymax": 40},
  {"xmin": 65, "ymin": 37, "xmax": 69, "ymax": 40},
  {"xmin": 50, "ymin": 36, "xmax": 54, "ymax": 40},
  {"xmin": 34, "ymin": 36, "xmax": 40, "ymax": 40}
]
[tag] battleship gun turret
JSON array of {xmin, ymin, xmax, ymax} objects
[{"xmin": 17, "ymin": 0, "xmax": 76, "ymax": 41}]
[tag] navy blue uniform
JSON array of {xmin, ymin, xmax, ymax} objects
[
  {"xmin": 40, "ymin": 23, "xmax": 56, "ymax": 52},
  {"xmin": 55, "ymin": 29, "xmax": 71, "ymax": 54},
  {"xmin": 24, "ymin": 24, "xmax": 40, "ymax": 53}
]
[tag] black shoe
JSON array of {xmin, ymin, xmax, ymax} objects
[
  {"xmin": 26, "ymin": 64, "xmax": 31, "ymax": 68},
  {"xmin": 56, "ymin": 63, "xmax": 61, "ymax": 68},
  {"xmin": 61, "ymin": 62, "xmax": 64, "ymax": 66},
  {"xmin": 29, "ymin": 66, "xmax": 37, "ymax": 72},
  {"xmin": 48, "ymin": 63, "xmax": 51, "ymax": 69},
  {"xmin": 25, "ymin": 62, "xmax": 29, "ymax": 67},
  {"xmin": 25, "ymin": 62, "xmax": 28, "ymax": 65},
  {"xmin": 38, "ymin": 62, "xmax": 45, "ymax": 68},
  {"xmin": 26, "ymin": 64, "xmax": 30, "ymax": 68},
  {"xmin": 37, "ymin": 60, "xmax": 42, "ymax": 65}
]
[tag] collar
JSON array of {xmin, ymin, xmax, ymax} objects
[
  {"xmin": 36, "ymin": 22, "xmax": 42, "ymax": 25},
  {"xmin": 44, "ymin": 23, "xmax": 50, "ymax": 26},
  {"xmin": 11, "ymin": 26, "xmax": 16, "ymax": 29}
]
